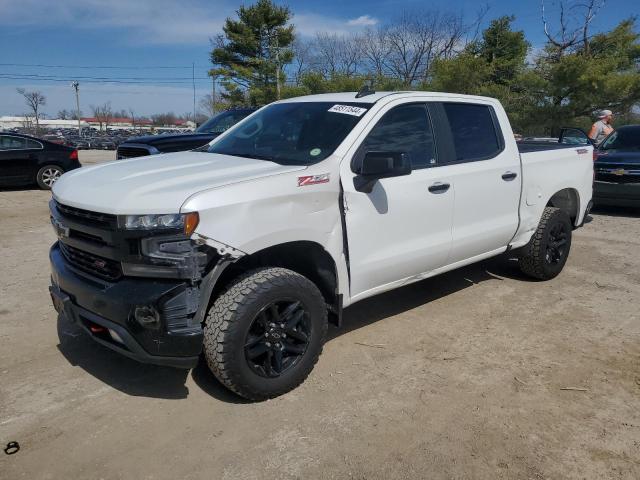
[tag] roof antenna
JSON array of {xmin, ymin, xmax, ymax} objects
[{"xmin": 355, "ymin": 82, "xmax": 375, "ymax": 98}]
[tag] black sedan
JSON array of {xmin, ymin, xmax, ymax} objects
[
  {"xmin": 117, "ymin": 108, "xmax": 256, "ymax": 159},
  {"xmin": 0, "ymin": 132, "xmax": 81, "ymax": 189},
  {"xmin": 593, "ymin": 125, "xmax": 640, "ymax": 207}
]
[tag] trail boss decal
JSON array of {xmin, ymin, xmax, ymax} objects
[
  {"xmin": 328, "ymin": 105, "xmax": 367, "ymax": 117},
  {"xmin": 298, "ymin": 173, "xmax": 330, "ymax": 186}
]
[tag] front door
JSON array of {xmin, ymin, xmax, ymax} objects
[{"xmin": 341, "ymin": 102, "xmax": 454, "ymax": 301}]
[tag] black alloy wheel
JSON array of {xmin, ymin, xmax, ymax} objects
[
  {"xmin": 244, "ymin": 300, "xmax": 311, "ymax": 378},
  {"xmin": 545, "ymin": 221, "xmax": 568, "ymax": 265},
  {"xmin": 518, "ymin": 206, "xmax": 573, "ymax": 280}
]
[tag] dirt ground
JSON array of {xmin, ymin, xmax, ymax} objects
[{"xmin": 1, "ymin": 150, "xmax": 639, "ymax": 479}]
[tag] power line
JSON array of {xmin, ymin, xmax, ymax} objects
[
  {"xmin": 0, "ymin": 75, "xmax": 212, "ymax": 85},
  {"xmin": 0, "ymin": 72, "xmax": 212, "ymax": 81},
  {"xmin": 0, "ymin": 62, "xmax": 211, "ymax": 70}
]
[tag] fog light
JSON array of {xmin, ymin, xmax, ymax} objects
[
  {"xmin": 134, "ymin": 306, "xmax": 160, "ymax": 329},
  {"xmin": 109, "ymin": 329, "xmax": 124, "ymax": 344}
]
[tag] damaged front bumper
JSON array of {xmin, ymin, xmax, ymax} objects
[{"xmin": 50, "ymin": 242, "xmax": 203, "ymax": 368}]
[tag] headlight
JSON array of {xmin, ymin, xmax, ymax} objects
[{"xmin": 123, "ymin": 212, "xmax": 199, "ymax": 235}]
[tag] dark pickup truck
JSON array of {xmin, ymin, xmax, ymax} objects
[
  {"xmin": 593, "ymin": 125, "xmax": 640, "ymax": 207},
  {"xmin": 116, "ymin": 108, "xmax": 256, "ymax": 160}
]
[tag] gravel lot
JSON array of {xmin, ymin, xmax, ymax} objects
[{"xmin": 1, "ymin": 150, "xmax": 639, "ymax": 479}]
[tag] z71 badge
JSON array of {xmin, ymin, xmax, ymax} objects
[{"xmin": 298, "ymin": 173, "xmax": 330, "ymax": 186}]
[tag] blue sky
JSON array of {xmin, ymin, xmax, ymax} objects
[{"xmin": 0, "ymin": 0, "xmax": 637, "ymax": 117}]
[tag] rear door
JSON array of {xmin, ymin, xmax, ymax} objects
[
  {"xmin": 341, "ymin": 101, "xmax": 454, "ymax": 301},
  {"xmin": 429, "ymin": 102, "xmax": 521, "ymax": 263}
]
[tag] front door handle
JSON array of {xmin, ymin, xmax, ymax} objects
[
  {"xmin": 428, "ymin": 182, "xmax": 450, "ymax": 194},
  {"xmin": 502, "ymin": 171, "xmax": 518, "ymax": 181}
]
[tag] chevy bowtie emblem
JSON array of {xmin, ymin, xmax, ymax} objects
[
  {"xmin": 298, "ymin": 173, "xmax": 330, "ymax": 186},
  {"xmin": 93, "ymin": 259, "xmax": 107, "ymax": 269},
  {"xmin": 51, "ymin": 218, "xmax": 70, "ymax": 239}
]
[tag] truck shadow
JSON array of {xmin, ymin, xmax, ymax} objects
[
  {"xmin": 589, "ymin": 205, "xmax": 640, "ymax": 218},
  {"xmin": 328, "ymin": 253, "xmax": 525, "ymax": 341},
  {"xmin": 0, "ymin": 185, "xmax": 40, "ymax": 192},
  {"xmin": 55, "ymin": 253, "xmax": 527, "ymax": 403},
  {"xmin": 56, "ymin": 315, "xmax": 191, "ymax": 400},
  {"xmin": 56, "ymin": 313, "xmax": 250, "ymax": 403}
]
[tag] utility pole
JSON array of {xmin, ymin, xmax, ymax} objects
[
  {"xmin": 211, "ymin": 74, "xmax": 216, "ymax": 114},
  {"xmin": 192, "ymin": 62, "xmax": 196, "ymax": 123},
  {"xmin": 273, "ymin": 34, "xmax": 281, "ymax": 100},
  {"xmin": 71, "ymin": 81, "xmax": 81, "ymax": 136}
]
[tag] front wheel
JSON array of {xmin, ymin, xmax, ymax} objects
[
  {"xmin": 518, "ymin": 206, "xmax": 573, "ymax": 280},
  {"xmin": 36, "ymin": 165, "xmax": 64, "ymax": 189},
  {"xmin": 203, "ymin": 267, "xmax": 328, "ymax": 401}
]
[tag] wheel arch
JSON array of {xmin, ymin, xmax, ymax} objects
[
  {"xmin": 546, "ymin": 187, "xmax": 580, "ymax": 225},
  {"xmin": 209, "ymin": 241, "xmax": 342, "ymax": 325}
]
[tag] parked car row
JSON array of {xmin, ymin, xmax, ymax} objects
[{"xmin": 2, "ymin": 126, "xmax": 196, "ymax": 152}]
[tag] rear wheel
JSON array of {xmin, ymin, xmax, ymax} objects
[
  {"xmin": 518, "ymin": 207, "xmax": 572, "ymax": 280},
  {"xmin": 203, "ymin": 267, "xmax": 327, "ymax": 401},
  {"xmin": 36, "ymin": 165, "xmax": 64, "ymax": 190}
]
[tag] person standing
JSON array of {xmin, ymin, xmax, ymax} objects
[{"xmin": 588, "ymin": 109, "xmax": 614, "ymax": 144}]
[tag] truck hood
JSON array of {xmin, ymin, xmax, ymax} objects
[
  {"xmin": 595, "ymin": 150, "xmax": 640, "ymax": 165},
  {"xmin": 52, "ymin": 152, "xmax": 306, "ymax": 215}
]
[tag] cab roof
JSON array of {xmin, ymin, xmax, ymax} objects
[{"xmin": 276, "ymin": 91, "xmax": 498, "ymax": 105}]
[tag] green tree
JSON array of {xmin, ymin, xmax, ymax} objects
[
  {"xmin": 532, "ymin": 18, "xmax": 640, "ymax": 134},
  {"xmin": 473, "ymin": 16, "xmax": 529, "ymax": 85},
  {"xmin": 210, "ymin": 0, "xmax": 294, "ymax": 106},
  {"xmin": 428, "ymin": 16, "xmax": 532, "ymax": 131}
]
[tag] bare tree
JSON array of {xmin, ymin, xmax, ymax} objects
[
  {"xmin": 541, "ymin": 0, "xmax": 606, "ymax": 57},
  {"xmin": 91, "ymin": 102, "xmax": 112, "ymax": 131},
  {"xmin": 291, "ymin": 37, "xmax": 315, "ymax": 83},
  {"xmin": 199, "ymin": 94, "xmax": 217, "ymax": 116},
  {"xmin": 383, "ymin": 10, "xmax": 468, "ymax": 86},
  {"xmin": 17, "ymin": 88, "xmax": 46, "ymax": 133},
  {"xmin": 151, "ymin": 112, "xmax": 178, "ymax": 127},
  {"xmin": 314, "ymin": 33, "xmax": 362, "ymax": 77},
  {"xmin": 57, "ymin": 109, "xmax": 70, "ymax": 120},
  {"xmin": 128, "ymin": 108, "xmax": 136, "ymax": 130},
  {"xmin": 359, "ymin": 27, "xmax": 391, "ymax": 78}
]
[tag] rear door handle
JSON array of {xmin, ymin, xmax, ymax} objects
[
  {"xmin": 502, "ymin": 171, "xmax": 518, "ymax": 181},
  {"xmin": 428, "ymin": 182, "xmax": 450, "ymax": 194}
]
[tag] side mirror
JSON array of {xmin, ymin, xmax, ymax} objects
[{"xmin": 353, "ymin": 151, "xmax": 411, "ymax": 193}]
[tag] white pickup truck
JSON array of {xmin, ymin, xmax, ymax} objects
[{"xmin": 49, "ymin": 91, "xmax": 594, "ymax": 400}]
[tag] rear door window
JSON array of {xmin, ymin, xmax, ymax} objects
[{"xmin": 441, "ymin": 103, "xmax": 503, "ymax": 162}]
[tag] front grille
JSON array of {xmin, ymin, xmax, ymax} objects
[
  {"xmin": 59, "ymin": 242, "xmax": 122, "ymax": 281},
  {"xmin": 55, "ymin": 201, "xmax": 117, "ymax": 229},
  {"xmin": 117, "ymin": 146, "xmax": 152, "ymax": 159},
  {"xmin": 595, "ymin": 167, "xmax": 640, "ymax": 184}
]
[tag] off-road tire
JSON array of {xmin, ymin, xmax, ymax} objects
[
  {"xmin": 203, "ymin": 267, "xmax": 328, "ymax": 401},
  {"xmin": 518, "ymin": 206, "xmax": 572, "ymax": 280},
  {"xmin": 36, "ymin": 164, "xmax": 64, "ymax": 190}
]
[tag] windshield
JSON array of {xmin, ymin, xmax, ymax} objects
[
  {"xmin": 196, "ymin": 111, "xmax": 250, "ymax": 134},
  {"xmin": 207, "ymin": 102, "xmax": 369, "ymax": 165},
  {"xmin": 600, "ymin": 128, "xmax": 640, "ymax": 152}
]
